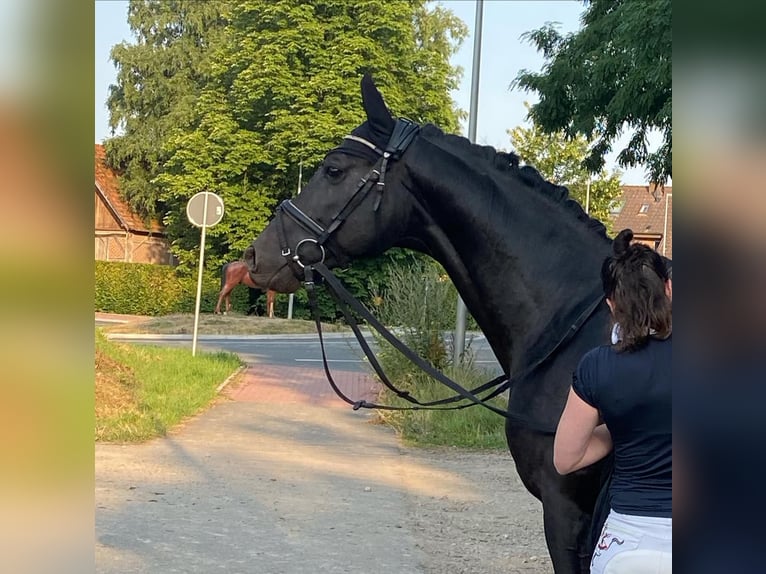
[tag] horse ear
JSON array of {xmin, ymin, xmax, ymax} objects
[{"xmin": 361, "ymin": 73, "xmax": 395, "ymax": 134}]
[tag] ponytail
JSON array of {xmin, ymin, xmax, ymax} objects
[{"xmin": 601, "ymin": 229, "xmax": 672, "ymax": 351}]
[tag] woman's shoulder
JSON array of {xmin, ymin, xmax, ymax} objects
[
  {"xmin": 576, "ymin": 344, "xmax": 615, "ymax": 378},
  {"xmin": 578, "ymin": 333, "xmax": 671, "ymax": 374},
  {"xmin": 581, "ymin": 344, "xmax": 616, "ymax": 364}
]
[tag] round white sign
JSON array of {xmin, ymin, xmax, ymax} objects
[{"xmin": 186, "ymin": 191, "xmax": 224, "ymax": 228}]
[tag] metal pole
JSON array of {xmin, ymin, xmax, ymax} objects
[
  {"xmin": 287, "ymin": 285, "xmax": 295, "ymax": 320},
  {"xmin": 585, "ymin": 178, "xmax": 591, "ymax": 214},
  {"xmin": 192, "ymin": 192, "xmax": 209, "ymax": 357},
  {"xmin": 454, "ymin": 0, "xmax": 483, "ymax": 364},
  {"xmin": 287, "ymin": 160, "xmax": 303, "ymax": 320}
]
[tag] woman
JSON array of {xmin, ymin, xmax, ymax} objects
[{"xmin": 554, "ymin": 229, "xmax": 672, "ymax": 574}]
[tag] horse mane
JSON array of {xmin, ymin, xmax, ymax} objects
[{"xmin": 421, "ymin": 124, "xmax": 610, "ymax": 240}]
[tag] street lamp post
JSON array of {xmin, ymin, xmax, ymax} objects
[{"xmin": 454, "ymin": 0, "xmax": 484, "ymax": 364}]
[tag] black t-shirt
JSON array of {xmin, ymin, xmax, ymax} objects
[{"xmin": 572, "ymin": 336, "xmax": 672, "ymax": 518}]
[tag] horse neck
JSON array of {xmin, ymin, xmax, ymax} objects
[{"xmin": 401, "ymin": 129, "xmax": 611, "ymax": 368}]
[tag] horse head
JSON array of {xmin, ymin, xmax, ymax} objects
[{"xmin": 244, "ymin": 74, "xmax": 419, "ymax": 292}]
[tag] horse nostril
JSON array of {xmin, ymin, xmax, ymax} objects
[{"xmin": 243, "ymin": 245, "xmax": 257, "ymax": 272}]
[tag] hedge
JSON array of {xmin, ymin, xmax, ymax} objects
[
  {"xmin": 95, "ymin": 261, "xmax": 330, "ymax": 318},
  {"xmin": 95, "ymin": 251, "xmax": 445, "ymax": 322},
  {"xmin": 95, "ymin": 261, "xmax": 245, "ymax": 315}
]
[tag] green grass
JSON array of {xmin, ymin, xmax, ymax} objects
[
  {"xmin": 95, "ymin": 330, "xmax": 243, "ymax": 443},
  {"xmin": 369, "ymin": 260, "xmax": 508, "ymax": 450},
  {"xmin": 375, "ymin": 365, "xmax": 509, "ymax": 450}
]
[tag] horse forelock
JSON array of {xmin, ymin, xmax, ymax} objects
[{"xmin": 418, "ymin": 124, "xmax": 610, "ymax": 242}]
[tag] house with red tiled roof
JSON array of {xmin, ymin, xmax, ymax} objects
[
  {"xmin": 609, "ymin": 184, "xmax": 672, "ymax": 258},
  {"xmin": 95, "ymin": 144, "xmax": 173, "ymax": 264}
]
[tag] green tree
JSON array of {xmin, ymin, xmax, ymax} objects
[
  {"xmin": 508, "ymin": 104, "xmax": 623, "ymax": 227},
  {"xmin": 513, "ymin": 0, "xmax": 671, "ymax": 185},
  {"xmin": 104, "ymin": 1, "xmax": 229, "ymax": 220},
  {"xmin": 156, "ymin": 0, "xmax": 468, "ymax": 272}
]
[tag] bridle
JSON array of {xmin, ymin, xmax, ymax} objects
[{"xmin": 275, "ymin": 118, "xmax": 420, "ymax": 272}]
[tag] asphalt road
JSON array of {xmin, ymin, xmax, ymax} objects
[{"xmin": 107, "ymin": 332, "xmax": 504, "ymax": 376}]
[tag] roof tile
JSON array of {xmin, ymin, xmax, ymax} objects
[
  {"xmin": 610, "ymin": 184, "xmax": 672, "ymax": 257},
  {"xmin": 94, "ymin": 144, "xmax": 163, "ymax": 234}
]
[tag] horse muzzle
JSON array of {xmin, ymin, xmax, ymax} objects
[{"xmin": 243, "ymin": 243, "xmax": 303, "ymax": 293}]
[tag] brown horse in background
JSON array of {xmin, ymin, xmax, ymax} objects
[{"xmin": 215, "ymin": 260, "xmax": 276, "ymax": 317}]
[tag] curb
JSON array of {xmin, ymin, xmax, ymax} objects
[{"xmin": 216, "ymin": 364, "xmax": 248, "ymax": 394}]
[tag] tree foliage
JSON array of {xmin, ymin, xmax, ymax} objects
[
  {"xmin": 513, "ymin": 0, "xmax": 671, "ymax": 185},
  {"xmin": 106, "ymin": 0, "xmax": 467, "ymax": 276},
  {"xmin": 104, "ymin": 1, "xmax": 229, "ymax": 220},
  {"xmin": 508, "ymin": 104, "xmax": 623, "ymax": 228},
  {"xmin": 159, "ymin": 0, "xmax": 467, "ymax": 272}
]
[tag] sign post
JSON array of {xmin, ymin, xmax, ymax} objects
[{"xmin": 186, "ymin": 191, "xmax": 224, "ymax": 356}]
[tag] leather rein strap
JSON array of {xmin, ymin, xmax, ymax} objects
[{"xmin": 304, "ymin": 262, "xmax": 605, "ymax": 435}]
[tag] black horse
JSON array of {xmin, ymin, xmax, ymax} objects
[{"xmin": 243, "ymin": 74, "xmax": 650, "ymax": 572}]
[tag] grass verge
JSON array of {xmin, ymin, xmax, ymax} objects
[
  {"xmin": 375, "ymin": 364, "xmax": 509, "ymax": 450},
  {"xmin": 95, "ymin": 330, "xmax": 243, "ymax": 443}
]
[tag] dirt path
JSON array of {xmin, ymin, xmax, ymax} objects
[
  {"xmin": 96, "ymin": 364, "xmax": 552, "ymax": 573},
  {"xmin": 404, "ymin": 448, "xmax": 551, "ymax": 574}
]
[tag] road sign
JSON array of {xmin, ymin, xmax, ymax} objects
[
  {"xmin": 186, "ymin": 191, "xmax": 224, "ymax": 356},
  {"xmin": 186, "ymin": 191, "xmax": 224, "ymax": 228}
]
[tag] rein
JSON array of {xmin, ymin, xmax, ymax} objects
[
  {"xmin": 274, "ymin": 116, "xmax": 604, "ymax": 435},
  {"xmin": 303, "ymin": 262, "xmax": 605, "ymax": 435}
]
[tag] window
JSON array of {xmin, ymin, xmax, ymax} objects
[
  {"xmin": 638, "ymin": 204, "xmax": 650, "ymax": 214},
  {"xmin": 609, "ymin": 199, "xmax": 626, "ymax": 215}
]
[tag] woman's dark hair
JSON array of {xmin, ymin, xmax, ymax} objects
[{"xmin": 601, "ymin": 229, "xmax": 672, "ymax": 351}]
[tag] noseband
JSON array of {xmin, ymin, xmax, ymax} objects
[{"xmin": 275, "ymin": 118, "xmax": 420, "ymax": 270}]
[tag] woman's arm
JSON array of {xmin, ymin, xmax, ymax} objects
[{"xmin": 554, "ymin": 388, "xmax": 613, "ymax": 474}]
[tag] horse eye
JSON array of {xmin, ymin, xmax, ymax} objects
[{"xmin": 325, "ymin": 166, "xmax": 343, "ymax": 178}]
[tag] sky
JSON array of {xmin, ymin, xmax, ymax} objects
[{"xmin": 95, "ymin": 0, "xmax": 652, "ymax": 184}]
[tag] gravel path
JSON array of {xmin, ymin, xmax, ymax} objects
[
  {"xmin": 96, "ymin": 367, "xmax": 552, "ymax": 573},
  {"xmin": 403, "ymin": 448, "xmax": 551, "ymax": 574}
]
